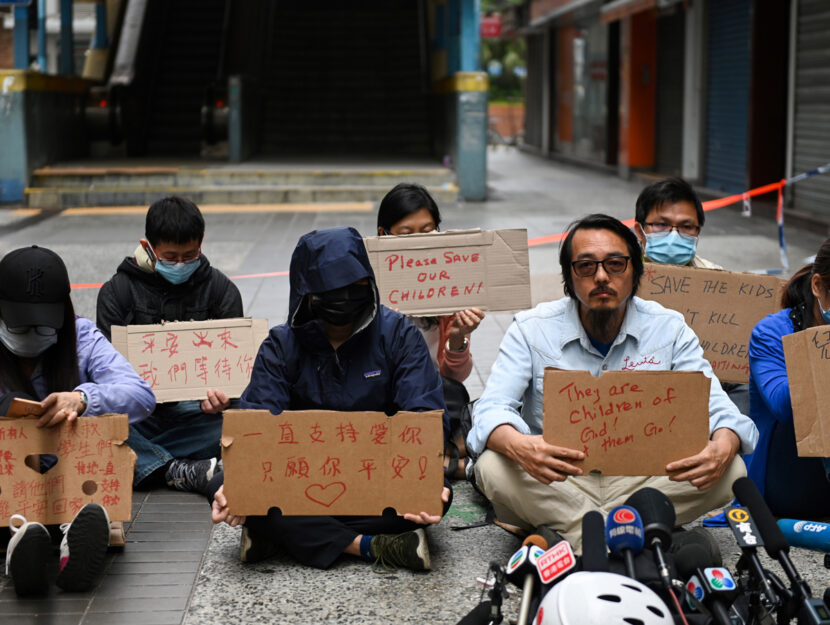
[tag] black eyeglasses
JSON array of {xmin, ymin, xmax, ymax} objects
[
  {"xmin": 643, "ymin": 222, "xmax": 701, "ymax": 237},
  {"xmin": 571, "ymin": 256, "xmax": 631, "ymax": 278}
]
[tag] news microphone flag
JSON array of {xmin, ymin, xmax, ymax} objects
[{"xmin": 777, "ymin": 519, "xmax": 830, "ymax": 553}]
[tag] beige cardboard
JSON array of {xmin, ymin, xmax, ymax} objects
[
  {"xmin": 222, "ymin": 409, "xmax": 444, "ymax": 516},
  {"xmin": 783, "ymin": 328, "xmax": 830, "ymax": 457},
  {"xmin": 111, "ymin": 318, "xmax": 269, "ymax": 402},
  {"xmin": 639, "ymin": 263, "xmax": 784, "ymax": 383},
  {"xmin": 0, "ymin": 414, "xmax": 134, "ymax": 525},
  {"xmin": 543, "ymin": 369, "xmax": 709, "ymax": 475},
  {"xmin": 7, "ymin": 398, "xmax": 45, "ymax": 418},
  {"xmin": 364, "ymin": 229, "xmax": 531, "ymax": 316}
]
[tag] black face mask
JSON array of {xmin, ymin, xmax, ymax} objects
[{"xmin": 309, "ymin": 283, "xmax": 374, "ymax": 326}]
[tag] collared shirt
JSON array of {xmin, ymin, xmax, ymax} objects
[{"xmin": 467, "ymin": 296, "xmax": 758, "ymax": 457}]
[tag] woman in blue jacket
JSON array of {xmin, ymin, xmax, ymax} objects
[
  {"xmin": 211, "ymin": 227, "xmax": 451, "ymax": 571},
  {"xmin": 0, "ymin": 246, "xmax": 155, "ymax": 596},
  {"xmin": 747, "ymin": 238, "xmax": 830, "ymax": 517}
]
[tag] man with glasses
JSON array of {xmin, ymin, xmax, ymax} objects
[
  {"xmin": 467, "ymin": 214, "xmax": 757, "ymax": 551},
  {"xmin": 634, "ymin": 177, "xmax": 720, "ymax": 269},
  {"xmin": 97, "ymin": 196, "xmax": 242, "ymax": 494}
]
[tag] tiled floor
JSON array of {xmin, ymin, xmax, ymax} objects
[{"xmin": 0, "ymin": 490, "xmax": 213, "ymax": 625}]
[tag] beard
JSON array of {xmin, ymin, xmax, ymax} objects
[{"xmin": 583, "ymin": 297, "xmax": 629, "ymax": 343}]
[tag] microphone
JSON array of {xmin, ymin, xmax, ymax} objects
[
  {"xmin": 733, "ymin": 477, "xmax": 830, "ymax": 625},
  {"xmin": 625, "ymin": 487, "xmax": 675, "ymax": 590},
  {"xmin": 777, "ymin": 519, "xmax": 830, "ymax": 553},
  {"xmin": 580, "ymin": 510, "xmax": 609, "ymax": 572},
  {"xmin": 505, "ymin": 541, "xmax": 546, "ymax": 625},
  {"xmin": 675, "ymin": 543, "xmax": 736, "ymax": 625},
  {"xmin": 605, "ymin": 505, "xmax": 644, "ymax": 579},
  {"xmin": 723, "ymin": 502, "xmax": 780, "ymax": 608}
]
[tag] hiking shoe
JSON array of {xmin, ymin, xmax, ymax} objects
[
  {"xmin": 165, "ymin": 457, "xmax": 220, "ymax": 493},
  {"xmin": 670, "ymin": 527, "xmax": 723, "ymax": 567},
  {"xmin": 369, "ymin": 528, "xmax": 430, "ymax": 572},
  {"xmin": 56, "ymin": 503, "xmax": 111, "ymax": 592},
  {"xmin": 6, "ymin": 514, "xmax": 51, "ymax": 596},
  {"xmin": 239, "ymin": 526, "xmax": 282, "ymax": 563}
]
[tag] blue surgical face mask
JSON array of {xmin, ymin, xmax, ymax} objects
[
  {"xmin": 817, "ymin": 295, "xmax": 830, "ymax": 324},
  {"xmin": 0, "ymin": 319, "xmax": 58, "ymax": 358},
  {"xmin": 155, "ymin": 258, "xmax": 201, "ymax": 285},
  {"xmin": 644, "ymin": 231, "xmax": 698, "ymax": 265}
]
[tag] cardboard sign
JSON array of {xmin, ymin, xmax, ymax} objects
[
  {"xmin": 543, "ymin": 368, "xmax": 709, "ymax": 475},
  {"xmin": 783, "ymin": 328, "xmax": 830, "ymax": 456},
  {"xmin": 111, "ymin": 318, "xmax": 269, "ymax": 402},
  {"xmin": 7, "ymin": 398, "xmax": 45, "ymax": 418},
  {"xmin": 221, "ymin": 409, "xmax": 444, "ymax": 516},
  {"xmin": 364, "ymin": 229, "xmax": 531, "ymax": 316},
  {"xmin": 0, "ymin": 414, "xmax": 134, "ymax": 525},
  {"xmin": 639, "ymin": 263, "xmax": 784, "ymax": 383}
]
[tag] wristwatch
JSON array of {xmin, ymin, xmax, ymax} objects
[
  {"xmin": 446, "ymin": 336, "xmax": 469, "ymax": 353},
  {"xmin": 77, "ymin": 390, "xmax": 88, "ymax": 415}
]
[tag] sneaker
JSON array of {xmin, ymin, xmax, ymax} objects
[
  {"xmin": 56, "ymin": 503, "xmax": 111, "ymax": 592},
  {"xmin": 369, "ymin": 528, "xmax": 430, "ymax": 572},
  {"xmin": 6, "ymin": 514, "xmax": 51, "ymax": 596},
  {"xmin": 165, "ymin": 457, "xmax": 220, "ymax": 493},
  {"xmin": 239, "ymin": 526, "xmax": 282, "ymax": 563},
  {"xmin": 670, "ymin": 527, "xmax": 723, "ymax": 567}
]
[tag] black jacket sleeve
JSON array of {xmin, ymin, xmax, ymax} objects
[
  {"xmin": 96, "ymin": 277, "xmax": 130, "ymax": 341},
  {"xmin": 211, "ymin": 270, "xmax": 244, "ymax": 319}
]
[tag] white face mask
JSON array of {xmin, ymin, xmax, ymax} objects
[{"xmin": 0, "ymin": 319, "xmax": 58, "ymax": 358}]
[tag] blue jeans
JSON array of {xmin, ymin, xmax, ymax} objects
[{"xmin": 127, "ymin": 400, "xmax": 224, "ymax": 485}]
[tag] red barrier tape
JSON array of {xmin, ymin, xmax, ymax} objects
[{"xmin": 68, "ymin": 180, "xmax": 788, "ymax": 291}]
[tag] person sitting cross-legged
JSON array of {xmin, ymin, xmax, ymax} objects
[
  {"xmin": 97, "ymin": 196, "xmax": 242, "ymax": 495},
  {"xmin": 468, "ymin": 214, "xmax": 758, "ymax": 552},
  {"xmin": 209, "ymin": 226, "xmax": 452, "ymax": 571}
]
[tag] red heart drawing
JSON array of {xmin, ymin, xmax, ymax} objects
[{"xmin": 304, "ymin": 482, "xmax": 347, "ymax": 507}]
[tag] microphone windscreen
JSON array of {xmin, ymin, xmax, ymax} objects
[
  {"xmin": 581, "ymin": 510, "xmax": 609, "ymax": 572},
  {"xmin": 674, "ymin": 543, "xmax": 710, "ymax": 580},
  {"xmin": 523, "ymin": 533, "xmax": 550, "ymax": 551},
  {"xmin": 732, "ymin": 477, "xmax": 789, "ymax": 558},
  {"xmin": 624, "ymin": 487, "xmax": 676, "ymax": 545},
  {"xmin": 605, "ymin": 505, "xmax": 645, "ymax": 557}
]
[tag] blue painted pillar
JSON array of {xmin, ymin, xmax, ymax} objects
[
  {"xmin": 37, "ymin": 0, "xmax": 47, "ymax": 71},
  {"xmin": 13, "ymin": 6, "xmax": 30, "ymax": 69},
  {"xmin": 60, "ymin": 0, "xmax": 74, "ymax": 75},
  {"xmin": 459, "ymin": 0, "xmax": 481, "ymax": 71},
  {"xmin": 92, "ymin": 2, "xmax": 108, "ymax": 49}
]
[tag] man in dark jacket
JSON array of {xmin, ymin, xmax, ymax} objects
[
  {"xmin": 210, "ymin": 226, "xmax": 451, "ymax": 571},
  {"xmin": 96, "ymin": 196, "xmax": 243, "ymax": 494}
]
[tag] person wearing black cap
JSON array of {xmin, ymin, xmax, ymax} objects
[
  {"xmin": 0, "ymin": 245, "xmax": 156, "ymax": 596},
  {"xmin": 96, "ymin": 196, "xmax": 243, "ymax": 496}
]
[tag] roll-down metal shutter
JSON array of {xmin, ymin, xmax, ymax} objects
[
  {"xmin": 704, "ymin": 0, "xmax": 752, "ymax": 193},
  {"xmin": 792, "ymin": 0, "xmax": 830, "ymax": 217}
]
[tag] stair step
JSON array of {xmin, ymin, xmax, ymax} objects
[{"xmin": 25, "ymin": 183, "xmax": 459, "ymax": 209}]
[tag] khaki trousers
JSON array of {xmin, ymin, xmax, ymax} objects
[{"xmin": 474, "ymin": 449, "xmax": 746, "ymax": 553}]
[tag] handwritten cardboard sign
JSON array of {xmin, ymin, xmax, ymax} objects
[
  {"xmin": 0, "ymin": 414, "xmax": 134, "ymax": 525},
  {"xmin": 111, "ymin": 318, "xmax": 269, "ymax": 402},
  {"xmin": 364, "ymin": 229, "xmax": 531, "ymax": 316},
  {"xmin": 221, "ymin": 409, "xmax": 444, "ymax": 516},
  {"xmin": 783, "ymin": 328, "xmax": 830, "ymax": 457},
  {"xmin": 542, "ymin": 368, "xmax": 709, "ymax": 475},
  {"xmin": 639, "ymin": 263, "xmax": 784, "ymax": 384}
]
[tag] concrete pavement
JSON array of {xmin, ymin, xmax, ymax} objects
[{"xmin": 0, "ymin": 147, "xmax": 828, "ymax": 623}]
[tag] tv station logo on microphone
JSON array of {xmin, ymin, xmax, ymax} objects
[
  {"xmin": 613, "ymin": 508, "xmax": 636, "ymax": 524},
  {"xmin": 725, "ymin": 506, "xmax": 764, "ymax": 548},
  {"xmin": 704, "ymin": 568, "xmax": 736, "ymax": 591},
  {"xmin": 686, "ymin": 575, "xmax": 705, "ymax": 609},
  {"xmin": 792, "ymin": 521, "xmax": 829, "ymax": 534},
  {"xmin": 536, "ymin": 541, "xmax": 576, "ymax": 584}
]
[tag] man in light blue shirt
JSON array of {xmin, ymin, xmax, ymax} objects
[{"xmin": 468, "ymin": 214, "xmax": 758, "ymax": 550}]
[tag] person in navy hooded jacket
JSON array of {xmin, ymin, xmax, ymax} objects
[{"xmin": 210, "ymin": 226, "xmax": 451, "ymax": 571}]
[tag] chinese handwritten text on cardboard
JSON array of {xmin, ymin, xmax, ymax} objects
[{"xmin": 222, "ymin": 410, "xmax": 444, "ymax": 516}]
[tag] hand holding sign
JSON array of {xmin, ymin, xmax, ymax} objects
[{"xmin": 666, "ymin": 428, "xmax": 742, "ymax": 490}]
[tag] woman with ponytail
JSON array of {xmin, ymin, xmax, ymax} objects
[{"xmin": 746, "ymin": 238, "xmax": 830, "ymax": 517}]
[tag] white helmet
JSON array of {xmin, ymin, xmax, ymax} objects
[{"xmin": 535, "ymin": 572, "xmax": 673, "ymax": 625}]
